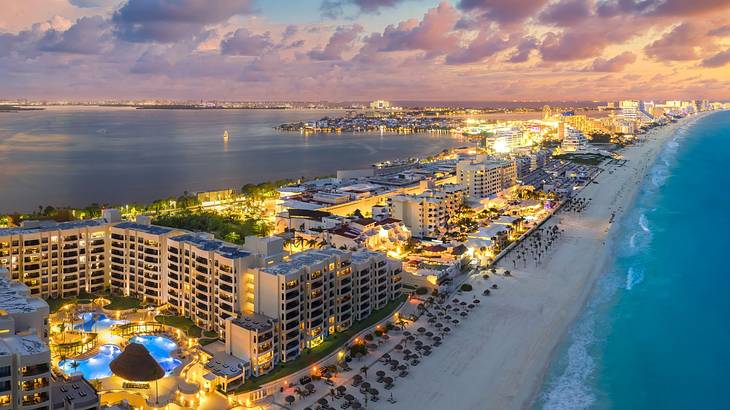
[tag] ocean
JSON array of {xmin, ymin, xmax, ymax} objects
[
  {"xmin": 537, "ymin": 110, "xmax": 730, "ymax": 409},
  {"xmin": 0, "ymin": 107, "xmax": 461, "ymax": 213}
]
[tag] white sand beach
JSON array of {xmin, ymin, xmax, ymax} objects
[{"xmin": 360, "ymin": 115, "xmax": 705, "ymax": 410}]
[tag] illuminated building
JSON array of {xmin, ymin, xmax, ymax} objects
[
  {"xmin": 456, "ymin": 157, "xmax": 517, "ymax": 200},
  {"xmin": 388, "ymin": 184, "xmax": 464, "ymax": 238},
  {"xmin": 0, "ymin": 220, "xmax": 108, "ymax": 298}
]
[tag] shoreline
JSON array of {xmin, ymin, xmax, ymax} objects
[
  {"xmin": 375, "ymin": 113, "xmax": 707, "ymax": 410},
  {"xmin": 529, "ymin": 112, "xmax": 711, "ymax": 408}
]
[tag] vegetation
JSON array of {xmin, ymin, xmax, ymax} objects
[
  {"xmin": 553, "ymin": 153, "xmax": 607, "ymax": 166},
  {"xmin": 415, "ymin": 287, "xmax": 429, "ymax": 295},
  {"xmin": 45, "ymin": 291, "xmax": 100, "ymax": 313},
  {"xmin": 154, "ymin": 211, "xmax": 272, "ymax": 245},
  {"xmin": 234, "ymin": 295, "xmax": 406, "ymax": 393},
  {"xmin": 155, "ymin": 315, "xmax": 203, "ymax": 338},
  {"xmin": 104, "ymin": 295, "xmax": 142, "ymax": 310},
  {"xmin": 460, "ymin": 284, "xmax": 473, "ymax": 292},
  {"xmin": 588, "ymin": 131, "xmax": 613, "ymax": 144}
]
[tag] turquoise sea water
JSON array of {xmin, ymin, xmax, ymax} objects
[{"xmin": 538, "ymin": 111, "xmax": 730, "ymax": 410}]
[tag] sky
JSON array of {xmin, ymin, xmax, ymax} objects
[{"xmin": 1, "ymin": 0, "xmax": 729, "ymax": 101}]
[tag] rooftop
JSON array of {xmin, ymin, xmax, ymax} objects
[
  {"xmin": 230, "ymin": 313, "xmax": 275, "ymax": 332},
  {"xmin": 0, "ymin": 219, "xmax": 106, "ymax": 236},
  {"xmin": 262, "ymin": 248, "xmax": 348, "ymax": 276},
  {"xmin": 52, "ymin": 376, "xmax": 99, "ymax": 410},
  {"xmin": 112, "ymin": 221, "xmax": 175, "ymax": 235},
  {"xmin": 170, "ymin": 233, "xmax": 251, "ymax": 259}
]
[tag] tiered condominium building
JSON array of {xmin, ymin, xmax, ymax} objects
[
  {"xmin": 0, "ymin": 221, "xmax": 108, "ymax": 299},
  {"xmin": 388, "ymin": 183, "xmax": 465, "ymax": 238},
  {"xmin": 109, "ymin": 222, "xmax": 182, "ymax": 305},
  {"xmin": 243, "ymin": 248, "xmax": 401, "ymax": 363},
  {"xmin": 456, "ymin": 156, "xmax": 517, "ymax": 200},
  {"xmin": 1, "ymin": 218, "xmax": 403, "ymax": 385}
]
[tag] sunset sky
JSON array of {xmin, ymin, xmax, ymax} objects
[{"xmin": 1, "ymin": 0, "xmax": 729, "ymax": 101}]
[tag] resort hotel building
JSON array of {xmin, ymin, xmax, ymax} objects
[
  {"xmin": 456, "ymin": 156, "xmax": 517, "ymax": 201},
  {"xmin": 0, "ymin": 220, "xmax": 109, "ymax": 299},
  {"xmin": 0, "ymin": 268, "xmax": 98, "ymax": 410},
  {"xmin": 388, "ymin": 183, "xmax": 465, "ymax": 238},
  {"xmin": 0, "ymin": 217, "xmax": 403, "ymax": 384}
]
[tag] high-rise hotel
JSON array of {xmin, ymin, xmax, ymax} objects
[{"xmin": 0, "ymin": 216, "xmax": 403, "ymax": 382}]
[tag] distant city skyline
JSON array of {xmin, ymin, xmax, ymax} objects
[{"xmin": 1, "ymin": 0, "xmax": 730, "ymax": 101}]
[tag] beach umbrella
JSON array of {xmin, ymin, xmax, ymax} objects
[
  {"xmin": 460, "ymin": 312, "xmax": 468, "ymax": 317},
  {"xmin": 403, "ymin": 349, "xmax": 412, "ymax": 356},
  {"xmin": 468, "ymin": 304, "xmax": 475, "ymax": 309},
  {"xmin": 382, "ymin": 353, "xmax": 391, "ymax": 361},
  {"xmin": 361, "ymin": 381, "xmax": 371, "ymax": 390},
  {"xmin": 336, "ymin": 386, "xmax": 347, "ymax": 394},
  {"xmin": 444, "ymin": 327, "xmax": 451, "ymax": 333},
  {"xmin": 417, "ymin": 327, "xmax": 426, "ymax": 334},
  {"xmin": 433, "ymin": 336, "xmax": 441, "ymax": 342},
  {"xmin": 318, "ymin": 398, "xmax": 328, "ymax": 406},
  {"xmin": 452, "ymin": 298, "xmax": 459, "ymax": 303},
  {"xmin": 369, "ymin": 388, "xmax": 379, "ymax": 396},
  {"xmin": 352, "ymin": 401, "xmax": 362, "ymax": 409},
  {"xmin": 390, "ymin": 360, "xmax": 399, "ymax": 367},
  {"xmin": 304, "ymin": 407, "xmax": 312, "ymax": 410},
  {"xmin": 306, "ymin": 383, "xmax": 315, "ymax": 393},
  {"xmin": 394, "ymin": 344, "xmax": 403, "ymax": 351},
  {"xmin": 376, "ymin": 370, "xmax": 386, "ymax": 378},
  {"xmin": 407, "ymin": 335, "xmax": 415, "ymax": 341},
  {"xmin": 434, "ymin": 323, "xmax": 443, "ymax": 329},
  {"xmin": 110, "ymin": 343, "xmax": 164, "ymax": 404},
  {"xmin": 444, "ymin": 315, "xmax": 452, "ymax": 320},
  {"xmin": 382, "ymin": 334, "xmax": 390, "ymax": 340},
  {"xmin": 345, "ymin": 394, "xmax": 355, "ymax": 402},
  {"xmin": 425, "ymin": 331, "xmax": 434, "ymax": 337},
  {"xmin": 403, "ymin": 331, "xmax": 411, "ymax": 337},
  {"xmin": 473, "ymin": 299, "xmax": 480, "ymax": 304},
  {"xmin": 398, "ymin": 364, "xmax": 407, "ymax": 371},
  {"xmin": 452, "ymin": 319, "xmax": 459, "ymax": 324},
  {"xmin": 353, "ymin": 374, "xmax": 363, "ymax": 382},
  {"xmin": 414, "ymin": 340, "xmax": 423, "ymax": 347},
  {"xmin": 383, "ymin": 377, "xmax": 393, "ymax": 385},
  {"xmin": 460, "ymin": 301, "xmax": 467, "ymax": 306},
  {"xmin": 428, "ymin": 317, "xmax": 436, "ymax": 324},
  {"xmin": 426, "ymin": 312, "xmax": 433, "ymax": 318},
  {"xmin": 285, "ymin": 396, "xmax": 296, "ymax": 406}
]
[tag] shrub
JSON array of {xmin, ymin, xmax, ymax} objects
[
  {"xmin": 415, "ymin": 287, "xmax": 429, "ymax": 295},
  {"xmin": 460, "ymin": 284, "xmax": 473, "ymax": 292},
  {"xmin": 374, "ymin": 330, "xmax": 383, "ymax": 337},
  {"xmin": 364, "ymin": 333, "xmax": 374, "ymax": 341}
]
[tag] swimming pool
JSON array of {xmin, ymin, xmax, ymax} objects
[
  {"xmin": 58, "ymin": 336, "xmax": 182, "ymax": 379},
  {"xmin": 58, "ymin": 344, "xmax": 121, "ymax": 380},
  {"xmin": 74, "ymin": 312, "xmax": 129, "ymax": 333},
  {"xmin": 128, "ymin": 335, "xmax": 182, "ymax": 374}
]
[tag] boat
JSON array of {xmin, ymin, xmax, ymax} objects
[{"xmin": 223, "ymin": 130, "xmax": 229, "ymax": 141}]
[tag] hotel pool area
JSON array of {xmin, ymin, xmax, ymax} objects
[
  {"xmin": 128, "ymin": 335, "xmax": 182, "ymax": 374},
  {"xmin": 74, "ymin": 313, "xmax": 129, "ymax": 332},
  {"xmin": 58, "ymin": 336, "xmax": 182, "ymax": 380},
  {"xmin": 59, "ymin": 344, "xmax": 121, "ymax": 380}
]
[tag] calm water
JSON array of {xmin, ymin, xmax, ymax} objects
[
  {"xmin": 0, "ymin": 107, "xmax": 461, "ymax": 213},
  {"xmin": 538, "ymin": 111, "xmax": 730, "ymax": 409}
]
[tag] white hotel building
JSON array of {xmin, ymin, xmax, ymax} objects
[
  {"xmin": 1, "ymin": 218, "xmax": 402, "ymax": 382},
  {"xmin": 0, "ymin": 221, "xmax": 108, "ymax": 299},
  {"xmin": 388, "ymin": 183, "xmax": 465, "ymax": 238},
  {"xmin": 456, "ymin": 156, "xmax": 517, "ymax": 201}
]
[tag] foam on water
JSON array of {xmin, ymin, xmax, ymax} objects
[{"xmin": 625, "ymin": 266, "xmax": 644, "ymax": 290}]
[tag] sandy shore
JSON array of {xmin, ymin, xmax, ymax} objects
[{"xmin": 369, "ymin": 114, "xmax": 705, "ymax": 410}]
